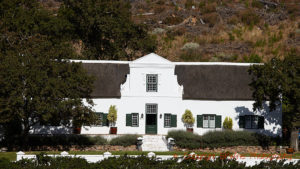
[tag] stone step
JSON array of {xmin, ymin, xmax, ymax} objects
[{"xmin": 141, "ymin": 135, "xmax": 169, "ymax": 152}]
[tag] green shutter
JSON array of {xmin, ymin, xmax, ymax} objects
[
  {"xmin": 197, "ymin": 115, "xmax": 203, "ymax": 128},
  {"xmin": 164, "ymin": 114, "xmax": 167, "ymax": 127},
  {"xmin": 103, "ymin": 113, "xmax": 109, "ymax": 126},
  {"xmin": 171, "ymin": 115, "xmax": 177, "ymax": 127},
  {"xmin": 258, "ymin": 116, "xmax": 264, "ymax": 129},
  {"xmin": 239, "ymin": 116, "xmax": 245, "ymax": 128},
  {"xmin": 215, "ymin": 115, "xmax": 221, "ymax": 128},
  {"xmin": 126, "ymin": 114, "xmax": 132, "ymax": 126}
]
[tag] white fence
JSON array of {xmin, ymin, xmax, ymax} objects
[{"xmin": 16, "ymin": 151, "xmax": 299, "ymax": 167}]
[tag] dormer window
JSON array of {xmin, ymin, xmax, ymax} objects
[{"xmin": 146, "ymin": 74, "xmax": 158, "ymax": 92}]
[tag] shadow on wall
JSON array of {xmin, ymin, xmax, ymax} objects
[
  {"xmin": 30, "ymin": 126, "xmax": 72, "ymax": 135},
  {"xmin": 235, "ymin": 102, "xmax": 282, "ymax": 137}
]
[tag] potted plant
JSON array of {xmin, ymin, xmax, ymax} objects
[
  {"xmin": 108, "ymin": 105, "xmax": 118, "ymax": 134},
  {"xmin": 182, "ymin": 109, "xmax": 195, "ymax": 133}
]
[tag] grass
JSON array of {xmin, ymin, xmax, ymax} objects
[{"xmin": 1, "ymin": 151, "xmax": 299, "ymax": 161}]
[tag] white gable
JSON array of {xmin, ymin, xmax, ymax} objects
[{"xmin": 133, "ymin": 53, "xmax": 171, "ymax": 64}]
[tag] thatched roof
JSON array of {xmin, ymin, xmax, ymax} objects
[
  {"xmin": 81, "ymin": 62, "xmax": 253, "ymax": 100},
  {"xmin": 175, "ymin": 65, "xmax": 253, "ymax": 100},
  {"xmin": 81, "ymin": 63, "xmax": 129, "ymax": 98}
]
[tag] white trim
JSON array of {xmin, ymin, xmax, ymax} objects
[{"xmin": 70, "ymin": 60, "xmax": 130, "ymax": 64}]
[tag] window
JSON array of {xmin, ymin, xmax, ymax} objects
[
  {"xmin": 203, "ymin": 115, "xmax": 216, "ymax": 128},
  {"xmin": 146, "ymin": 74, "xmax": 158, "ymax": 92},
  {"xmin": 126, "ymin": 113, "xmax": 139, "ymax": 127},
  {"xmin": 95, "ymin": 113, "xmax": 103, "ymax": 126},
  {"xmin": 240, "ymin": 115, "xmax": 263, "ymax": 129},
  {"xmin": 146, "ymin": 104, "xmax": 157, "ymax": 114},
  {"xmin": 164, "ymin": 114, "xmax": 171, "ymax": 127},
  {"xmin": 245, "ymin": 115, "xmax": 259, "ymax": 129},
  {"xmin": 132, "ymin": 113, "xmax": 139, "ymax": 127}
]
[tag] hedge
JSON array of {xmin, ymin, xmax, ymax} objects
[
  {"xmin": 0, "ymin": 154, "xmax": 298, "ymax": 169},
  {"xmin": 109, "ymin": 135, "xmax": 140, "ymax": 147},
  {"xmin": 167, "ymin": 130, "xmax": 277, "ymax": 149}
]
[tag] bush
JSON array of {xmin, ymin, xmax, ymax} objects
[
  {"xmin": 5, "ymin": 154, "xmax": 300, "ymax": 168},
  {"xmin": 223, "ymin": 117, "xmax": 233, "ymax": 129},
  {"xmin": 0, "ymin": 135, "xmax": 107, "ymax": 150},
  {"xmin": 167, "ymin": 130, "xmax": 275, "ymax": 149},
  {"xmin": 109, "ymin": 135, "xmax": 140, "ymax": 147},
  {"xmin": 167, "ymin": 130, "xmax": 202, "ymax": 149}
]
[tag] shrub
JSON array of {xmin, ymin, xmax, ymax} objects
[
  {"xmin": 167, "ymin": 130, "xmax": 202, "ymax": 149},
  {"xmin": 181, "ymin": 109, "xmax": 195, "ymax": 128},
  {"xmin": 5, "ymin": 154, "xmax": 300, "ymax": 168},
  {"xmin": 0, "ymin": 135, "xmax": 108, "ymax": 149},
  {"xmin": 109, "ymin": 134, "xmax": 140, "ymax": 147},
  {"xmin": 167, "ymin": 130, "xmax": 275, "ymax": 149},
  {"xmin": 223, "ymin": 117, "xmax": 233, "ymax": 129},
  {"xmin": 107, "ymin": 105, "xmax": 117, "ymax": 126}
]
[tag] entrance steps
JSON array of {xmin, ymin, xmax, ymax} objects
[{"xmin": 141, "ymin": 135, "xmax": 169, "ymax": 152}]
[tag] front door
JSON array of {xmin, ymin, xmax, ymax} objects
[
  {"xmin": 146, "ymin": 114, "xmax": 157, "ymax": 134},
  {"xmin": 145, "ymin": 104, "xmax": 157, "ymax": 134}
]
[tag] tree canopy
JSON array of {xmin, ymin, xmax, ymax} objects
[
  {"xmin": 0, "ymin": 0, "xmax": 97, "ymax": 148},
  {"xmin": 249, "ymin": 50, "xmax": 300, "ymax": 130},
  {"xmin": 58, "ymin": 0, "xmax": 156, "ymax": 60}
]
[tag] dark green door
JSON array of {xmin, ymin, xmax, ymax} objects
[{"xmin": 146, "ymin": 114, "xmax": 157, "ymax": 134}]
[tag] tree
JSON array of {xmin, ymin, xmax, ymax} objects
[
  {"xmin": 0, "ymin": 0, "xmax": 97, "ymax": 149},
  {"xmin": 182, "ymin": 109, "xmax": 195, "ymax": 128},
  {"xmin": 249, "ymin": 49, "xmax": 300, "ymax": 149},
  {"xmin": 223, "ymin": 117, "xmax": 233, "ymax": 130},
  {"xmin": 107, "ymin": 105, "xmax": 117, "ymax": 127},
  {"xmin": 58, "ymin": 0, "xmax": 156, "ymax": 60}
]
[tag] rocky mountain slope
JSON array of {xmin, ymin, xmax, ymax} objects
[{"xmin": 41, "ymin": 0, "xmax": 299, "ymax": 62}]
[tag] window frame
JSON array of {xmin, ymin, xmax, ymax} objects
[
  {"xmin": 164, "ymin": 113, "xmax": 171, "ymax": 128},
  {"xmin": 245, "ymin": 115, "xmax": 259, "ymax": 129},
  {"xmin": 146, "ymin": 74, "xmax": 158, "ymax": 92},
  {"xmin": 146, "ymin": 104, "xmax": 158, "ymax": 114},
  {"xmin": 132, "ymin": 113, "xmax": 139, "ymax": 127},
  {"xmin": 203, "ymin": 114, "xmax": 216, "ymax": 129}
]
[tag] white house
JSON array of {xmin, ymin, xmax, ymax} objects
[{"xmin": 31, "ymin": 53, "xmax": 282, "ymax": 136}]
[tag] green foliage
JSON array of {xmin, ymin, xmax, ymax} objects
[
  {"xmin": 107, "ymin": 105, "xmax": 117, "ymax": 126},
  {"xmin": 167, "ymin": 130, "xmax": 275, "ymax": 149},
  {"xmin": 109, "ymin": 135, "xmax": 140, "ymax": 147},
  {"xmin": 223, "ymin": 117, "xmax": 233, "ymax": 129},
  {"xmin": 0, "ymin": 0, "xmax": 97, "ymax": 149},
  {"xmin": 2, "ymin": 153, "xmax": 300, "ymax": 168},
  {"xmin": 249, "ymin": 50, "xmax": 300, "ymax": 130},
  {"xmin": 59, "ymin": 0, "xmax": 156, "ymax": 60},
  {"xmin": 167, "ymin": 130, "xmax": 202, "ymax": 149},
  {"xmin": 0, "ymin": 135, "xmax": 107, "ymax": 150},
  {"xmin": 243, "ymin": 54, "xmax": 262, "ymax": 63},
  {"xmin": 182, "ymin": 109, "xmax": 195, "ymax": 127}
]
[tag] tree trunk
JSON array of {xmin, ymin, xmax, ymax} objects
[{"xmin": 290, "ymin": 128, "xmax": 299, "ymax": 152}]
